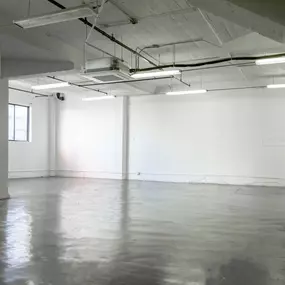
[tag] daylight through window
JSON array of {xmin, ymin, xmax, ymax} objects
[{"xmin": 9, "ymin": 104, "xmax": 30, "ymax": 142}]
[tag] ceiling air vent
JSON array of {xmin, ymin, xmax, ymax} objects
[{"xmin": 81, "ymin": 58, "xmax": 131, "ymax": 83}]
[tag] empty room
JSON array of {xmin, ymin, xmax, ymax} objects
[{"xmin": 0, "ymin": 0, "xmax": 285, "ymax": 284}]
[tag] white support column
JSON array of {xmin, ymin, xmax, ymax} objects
[
  {"xmin": 0, "ymin": 78, "xmax": 9, "ymax": 199},
  {"xmin": 122, "ymin": 96, "xmax": 130, "ymax": 180},
  {"xmin": 48, "ymin": 95, "xmax": 58, "ymax": 177}
]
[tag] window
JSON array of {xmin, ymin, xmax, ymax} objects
[{"xmin": 9, "ymin": 104, "xmax": 30, "ymax": 142}]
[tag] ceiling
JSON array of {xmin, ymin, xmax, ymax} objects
[{"xmin": 3, "ymin": 0, "xmax": 285, "ymax": 97}]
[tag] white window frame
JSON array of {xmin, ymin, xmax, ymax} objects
[{"xmin": 9, "ymin": 103, "xmax": 31, "ymax": 142}]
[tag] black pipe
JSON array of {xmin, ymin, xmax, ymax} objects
[
  {"xmin": 130, "ymin": 53, "xmax": 285, "ymax": 72},
  {"xmin": 182, "ymin": 62, "xmax": 254, "ymax": 73},
  {"xmin": 46, "ymin": 0, "xmax": 157, "ymax": 67}
]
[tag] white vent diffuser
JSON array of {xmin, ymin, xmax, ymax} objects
[{"xmin": 81, "ymin": 58, "xmax": 131, "ymax": 83}]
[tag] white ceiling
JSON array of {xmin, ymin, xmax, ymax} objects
[{"xmin": 3, "ymin": 0, "xmax": 285, "ymax": 97}]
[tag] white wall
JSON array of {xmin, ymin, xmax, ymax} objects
[
  {"xmin": 57, "ymin": 94, "xmax": 123, "ymax": 179},
  {"xmin": 52, "ymin": 87, "xmax": 285, "ymax": 186},
  {"xmin": 129, "ymin": 89, "xmax": 285, "ymax": 186},
  {"xmin": 9, "ymin": 89, "xmax": 49, "ymax": 178}
]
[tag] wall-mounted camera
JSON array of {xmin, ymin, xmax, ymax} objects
[{"xmin": 55, "ymin": 93, "xmax": 65, "ymax": 101}]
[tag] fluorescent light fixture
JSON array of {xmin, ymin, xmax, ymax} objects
[
  {"xmin": 131, "ymin": 70, "xmax": 181, "ymax": 79},
  {"xmin": 14, "ymin": 5, "xmax": 95, "ymax": 29},
  {"xmin": 32, "ymin": 82, "xmax": 70, "ymax": 90},
  {"xmin": 267, "ymin": 84, "xmax": 285, "ymax": 89},
  {"xmin": 256, "ymin": 57, "xmax": 285, "ymax": 65},
  {"xmin": 82, "ymin": 95, "xmax": 115, "ymax": 101},
  {"xmin": 166, "ymin": 89, "xmax": 207, "ymax": 95}
]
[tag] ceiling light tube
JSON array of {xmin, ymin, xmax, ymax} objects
[
  {"xmin": 82, "ymin": 95, "xmax": 115, "ymax": 101},
  {"xmin": 267, "ymin": 84, "xmax": 285, "ymax": 89},
  {"xmin": 14, "ymin": 5, "xmax": 96, "ymax": 29},
  {"xmin": 256, "ymin": 57, "xmax": 285, "ymax": 65},
  {"xmin": 166, "ymin": 89, "xmax": 207, "ymax": 95},
  {"xmin": 131, "ymin": 70, "xmax": 181, "ymax": 79},
  {"xmin": 32, "ymin": 82, "xmax": 70, "ymax": 90}
]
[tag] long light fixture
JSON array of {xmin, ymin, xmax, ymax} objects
[
  {"xmin": 166, "ymin": 89, "xmax": 207, "ymax": 95},
  {"xmin": 256, "ymin": 57, "xmax": 285, "ymax": 65},
  {"xmin": 82, "ymin": 95, "xmax": 115, "ymax": 101},
  {"xmin": 131, "ymin": 70, "xmax": 181, "ymax": 79},
  {"xmin": 14, "ymin": 5, "xmax": 96, "ymax": 29},
  {"xmin": 32, "ymin": 82, "xmax": 70, "ymax": 90},
  {"xmin": 267, "ymin": 84, "xmax": 285, "ymax": 89}
]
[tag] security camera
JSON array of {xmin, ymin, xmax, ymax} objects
[{"xmin": 55, "ymin": 93, "xmax": 65, "ymax": 101}]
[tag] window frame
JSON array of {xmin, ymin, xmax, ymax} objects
[{"xmin": 9, "ymin": 103, "xmax": 31, "ymax": 142}]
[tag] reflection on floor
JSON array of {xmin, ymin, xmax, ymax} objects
[{"xmin": 0, "ymin": 178, "xmax": 284, "ymax": 284}]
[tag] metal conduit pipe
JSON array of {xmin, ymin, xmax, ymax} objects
[
  {"xmin": 182, "ymin": 62, "xmax": 255, "ymax": 73},
  {"xmin": 128, "ymin": 85, "xmax": 267, "ymax": 98},
  {"xmin": 86, "ymin": 85, "xmax": 267, "ymax": 97},
  {"xmin": 137, "ymin": 38, "xmax": 213, "ymax": 54},
  {"xmin": 47, "ymin": 0, "xmax": 192, "ymax": 88},
  {"xmin": 45, "ymin": 0, "xmax": 224, "ymax": 89},
  {"xmin": 79, "ymin": 76, "xmax": 174, "ymax": 87},
  {"xmin": 208, "ymin": 85, "xmax": 266, "ymax": 92},
  {"xmin": 9, "ymin": 87, "xmax": 48, "ymax": 97},
  {"xmin": 135, "ymin": 38, "xmax": 221, "ymax": 69},
  {"xmin": 133, "ymin": 48, "xmax": 191, "ymax": 87},
  {"xmin": 46, "ymin": 0, "xmax": 157, "ymax": 67},
  {"xmin": 47, "ymin": 76, "xmax": 108, "ymax": 95},
  {"xmin": 85, "ymin": 42, "xmax": 121, "ymax": 61},
  {"xmin": 130, "ymin": 53, "xmax": 285, "ymax": 73}
]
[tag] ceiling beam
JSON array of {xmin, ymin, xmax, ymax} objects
[
  {"xmin": 187, "ymin": 0, "xmax": 285, "ymax": 43},
  {"xmin": 109, "ymin": 0, "xmax": 138, "ymax": 25},
  {"xmin": 1, "ymin": 58, "xmax": 73, "ymax": 78},
  {"xmin": 98, "ymin": 7, "xmax": 196, "ymax": 28},
  {"xmin": 0, "ymin": 8, "xmax": 85, "ymax": 69}
]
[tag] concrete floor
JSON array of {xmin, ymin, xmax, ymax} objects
[{"xmin": 0, "ymin": 179, "xmax": 284, "ymax": 284}]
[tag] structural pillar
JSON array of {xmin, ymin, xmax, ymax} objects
[
  {"xmin": 48, "ymin": 95, "xmax": 58, "ymax": 177},
  {"xmin": 0, "ymin": 78, "xmax": 9, "ymax": 199},
  {"xmin": 122, "ymin": 96, "xmax": 130, "ymax": 180}
]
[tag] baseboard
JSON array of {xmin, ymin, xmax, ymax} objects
[
  {"xmin": 8, "ymin": 170, "xmax": 285, "ymax": 187},
  {"xmin": 0, "ymin": 188, "xmax": 10, "ymax": 200},
  {"xmin": 9, "ymin": 170, "xmax": 50, "ymax": 179},
  {"xmin": 0, "ymin": 195, "xmax": 10, "ymax": 201},
  {"xmin": 128, "ymin": 173, "xmax": 285, "ymax": 187},
  {"xmin": 56, "ymin": 170, "xmax": 122, "ymax": 180},
  {"xmin": 49, "ymin": 170, "xmax": 57, "ymax": 177}
]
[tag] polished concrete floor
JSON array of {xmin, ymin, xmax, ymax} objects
[{"xmin": 0, "ymin": 178, "xmax": 285, "ymax": 284}]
